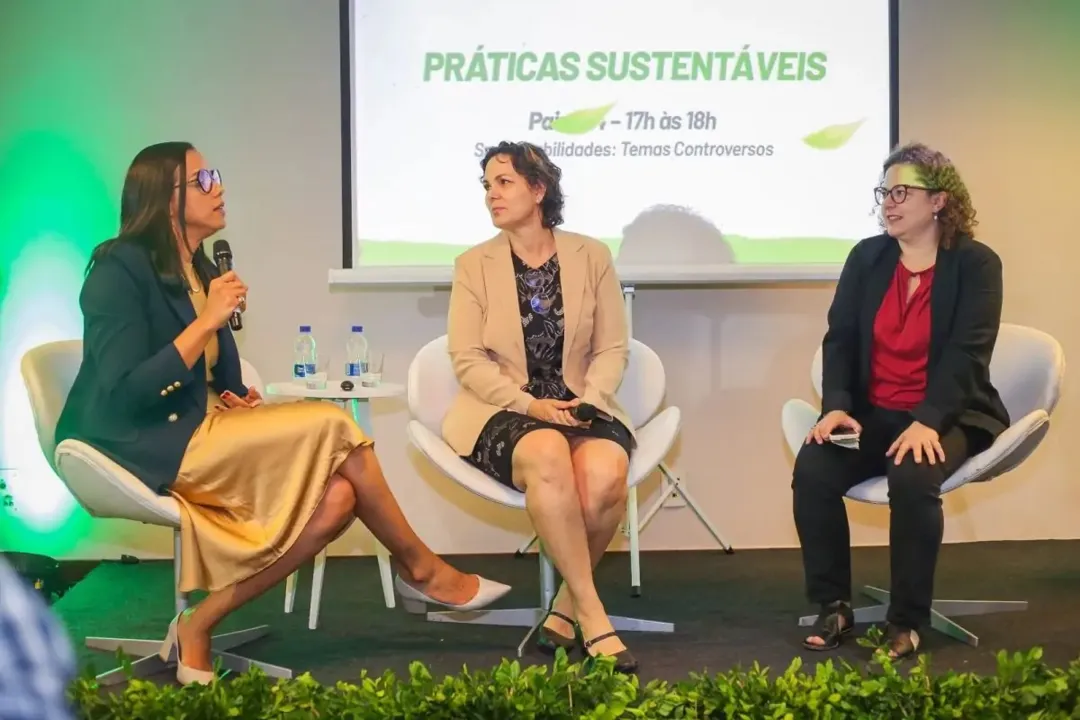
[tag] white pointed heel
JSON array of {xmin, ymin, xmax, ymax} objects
[
  {"xmin": 394, "ymin": 574, "xmax": 511, "ymax": 614},
  {"xmin": 159, "ymin": 612, "xmax": 216, "ymax": 686},
  {"xmin": 176, "ymin": 661, "xmax": 216, "ymax": 687},
  {"xmin": 158, "ymin": 614, "xmax": 179, "ymax": 663}
]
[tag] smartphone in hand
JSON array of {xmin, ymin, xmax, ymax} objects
[
  {"xmin": 828, "ymin": 426, "xmax": 859, "ymax": 441},
  {"xmin": 828, "ymin": 425, "xmax": 860, "ymax": 449}
]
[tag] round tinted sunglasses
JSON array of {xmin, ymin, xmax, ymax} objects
[{"xmin": 182, "ymin": 168, "xmax": 223, "ymax": 194}]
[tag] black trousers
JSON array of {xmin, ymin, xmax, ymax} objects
[{"xmin": 791, "ymin": 406, "xmax": 989, "ymax": 631}]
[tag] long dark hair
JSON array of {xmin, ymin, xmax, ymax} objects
[{"xmin": 87, "ymin": 142, "xmax": 198, "ymax": 287}]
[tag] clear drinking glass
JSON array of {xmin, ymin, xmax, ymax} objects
[{"xmin": 361, "ymin": 351, "xmax": 384, "ymax": 387}]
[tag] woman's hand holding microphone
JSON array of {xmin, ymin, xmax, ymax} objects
[
  {"xmin": 201, "ymin": 271, "xmax": 248, "ymax": 330},
  {"xmin": 209, "ymin": 271, "xmax": 259, "ymax": 409},
  {"xmin": 527, "ymin": 398, "xmax": 590, "ymax": 428},
  {"xmin": 197, "ymin": 271, "xmax": 260, "ymax": 411},
  {"xmin": 173, "ymin": 270, "xmax": 253, "ymax": 387}
]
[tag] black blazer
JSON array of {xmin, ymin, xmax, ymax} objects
[
  {"xmin": 821, "ymin": 233, "xmax": 1010, "ymax": 440},
  {"xmin": 56, "ymin": 241, "xmax": 249, "ymax": 493}
]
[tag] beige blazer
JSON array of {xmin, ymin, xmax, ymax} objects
[{"xmin": 442, "ymin": 229, "xmax": 632, "ymax": 456}]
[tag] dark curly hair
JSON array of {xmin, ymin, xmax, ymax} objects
[
  {"xmin": 480, "ymin": 141, "xmax": 564, "ymax": 228},
  {"xmin": 880, "ymin": 142, "xmax": 978, "ymax": 248}
]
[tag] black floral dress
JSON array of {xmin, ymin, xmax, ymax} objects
[{"xmin": 463, "ymin": 252, "xmax": 634, "ymax": 488}]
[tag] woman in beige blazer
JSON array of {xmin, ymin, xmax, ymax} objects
[{"xmin": 445, "ymin": 141, "xmax": 638, "ymax": 673}]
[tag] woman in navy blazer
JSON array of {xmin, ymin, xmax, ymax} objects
[
  {"xmin": 792, "ymin": 143, "xmax": 1009, "ymax": 660},
  {"xmin": 56, "ymin": 142, "xmax": 509, "ymax": 685}
]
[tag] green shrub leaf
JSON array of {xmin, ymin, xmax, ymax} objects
[
  {"xmin": 67, "ymin": 645, "xmax": 1080, "ymax": 718},
  {"xmin": 551, "ymin": 103, "xmax": 616, "ymax": 134},
  {"xmin": 802, "ymin": 119, "xmax": 865, "ymax": 150}
]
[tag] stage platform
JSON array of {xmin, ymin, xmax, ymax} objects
[{"xmin": 50, "ymin": 541, "xmax": 1080, "ymax": 688}]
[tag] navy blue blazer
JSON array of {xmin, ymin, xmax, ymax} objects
[
  {"xmin": 55, "ymin": 240, "xmax": 250, "ymax": 493},
  {"xmin": 820, "ymin": 233, "xmax": 1011, "ymax": 440}
]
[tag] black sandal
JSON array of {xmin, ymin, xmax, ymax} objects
[
  {"xmin": 536, "ymin": 610, "xmax": 580, "ymax": 655},
  {"xmin": 884, "ymin": 625, "xmax": 920, "ymax": 661},
  {"xmin": 582, "ymin": 632, "xmax": 639, "ymax": 674},
  {"xmin": 802, "ymin": 601, "xmax": 854, "ymax": 651}
]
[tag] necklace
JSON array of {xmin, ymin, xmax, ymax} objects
[{"xmin": 184, "ymin": 263, "xmax": 201, "ymax": 294}]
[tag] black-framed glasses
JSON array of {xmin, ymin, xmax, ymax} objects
[
  {"xmin": 874, "ymin": 184, "xmax": 936, "ymax": 205},
  {"xmin": 182, "ymin": 168, "xmax": 223, "ymax": 194}
]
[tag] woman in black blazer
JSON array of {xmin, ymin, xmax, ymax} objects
[
  {"xmin": 793, "ymin": 143, "xmax": 1009, "ymax": 660},
  {"xmin": 56, "ymin": 142, "xmax": 510, "ymax": 685}
]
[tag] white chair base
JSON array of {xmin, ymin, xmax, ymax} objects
[
  {"xmin": 412, "ymin": 551, "xmax": 674, "ymax": 658},
  {"xmin": 85, "ymin": 531, "xmax": 294, "ymax": 686},
  {"xmin": 516, "ymin": 462, "xmax": 735, "ymax": 598},
  {"xmin": 797, "ymin": 584, "xmax": 1028, "ymax": 648},
  {"xmin": 86, "ymin": 625, "xmax": 292, "ymax": 686}
]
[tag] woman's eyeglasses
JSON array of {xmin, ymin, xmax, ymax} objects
[
  {"xmin": 183, "ymin": 168, "xmax": 223, "ymax": 194},
  {"xmin": 874, "ymin": 183, "xmax": 936, "ymax": 205}
]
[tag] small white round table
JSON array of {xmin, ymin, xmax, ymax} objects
[
  {"xmin": 265, "ymin": 379, "xmax": 407, "ymax": 623},
  {"xmin": 265, "ymin": 380, "xmax": 406, "ymax": 436}
]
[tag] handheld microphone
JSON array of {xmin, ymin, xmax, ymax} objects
[
  {"xmin": 570, "ymin": 403, "xmax": 611, "ymax": 423},
  {"xmin": 212, "ymin": 239, "xmax": 243, "ymax": 331}
]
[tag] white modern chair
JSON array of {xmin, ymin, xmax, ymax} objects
[
  {"xmin": 20, "ymin": 340, "xmax": 293, "ymax": 685},
  {"xmin": 781, "ymin": 323, "xmax": 1065, "ymax": 647},
  {"xmin": 405, "ymin": 335, "xmax": 678, "ymax": 657}
]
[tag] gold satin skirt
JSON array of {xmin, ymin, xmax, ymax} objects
[{"xmin": 170, "ymin": 401, "xmax": 370, "ymax": 593}]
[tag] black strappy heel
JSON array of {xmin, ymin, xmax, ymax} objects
[
  {"xmin": 536, "ymin": 609, "xmax": 580, "ymax": 655},
  {"xmin": 884, "ymin": 624, "xmax": 920, "ymax": 661},
  {"xmin": 582, "ymin": 632, "xmax": 638, "ymax": 674},
  {"xmin": 802, "ymin": 601, "xmax": 854, "ymax": 651}
]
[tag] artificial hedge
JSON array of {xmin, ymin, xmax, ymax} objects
[{"xmin": 71, "ymin": 645, "xmax": 1080, "ymax": 719}]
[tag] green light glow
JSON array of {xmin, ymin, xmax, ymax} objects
[{"xmin": 0, "ymin": 133, "xmax": 114, "ymax": 554}]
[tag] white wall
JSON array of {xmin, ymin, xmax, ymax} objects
[{"xmin": 3, "ymin": 0, "xmax": 1078, "ymax": 559}]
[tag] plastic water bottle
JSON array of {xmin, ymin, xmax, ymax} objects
[
  {"xmin": 293, "ymin": 325, "xmax": 317, "ymax": 380},
  {"xmin": 345, "ymin": 325, "xmax": 369, "ymax": 379}
]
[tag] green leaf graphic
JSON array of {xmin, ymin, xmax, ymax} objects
[
  {"xmin": 550, "ymin": 103, "xmax": 616, "ymax": 135},
  {"xmin": 802, "ymin": 119, "xmax": 865, "ymax": 150}
]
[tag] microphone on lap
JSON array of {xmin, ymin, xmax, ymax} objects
[
  {"xmin": 212, "ymin": 239, "xmax": 243, "ymax": 331},
  {"xmin": 570, "ymin": 403, "xmax": 612, "ymax": 423}
]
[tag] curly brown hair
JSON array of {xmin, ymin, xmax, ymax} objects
[
  {"xmin": 480, "ymin": 141, "xmax": 565, "ymax": 228},
  {"xmin": 880, "ymin": 142, "xmax": 978, "ymax": 248}
]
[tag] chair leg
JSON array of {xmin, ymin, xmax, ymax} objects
[
  {"xmin": 173, "ymin": 531, "xmax": 189, "ymax": 615},
  {"xmin": 797, "ymin": 584, "xmax": 1028, "ymax": 648},
  {"xmin": 376, "ymin": 540, "xmax": 396, "ymax": 609},
  {"xmin": 609, "ymin": 615, "xmax": 674, "ymax": 633},
  {"xmin": 657, "ymin": 464, "xmax": 735, "ymax": 554},
  {"xmin": 627, "ymin": 464, "xmax": 736, "ymax": 600},
  {"xmin": 284, "ymin": 571, "xmax": 298, "ymax": 614},
  {"xmin": 86, "ymin": 625, "xmax": 291, "ymax": 686},
  {"xmin": 308, "ymin": 550, "xmax": 327, "ymax": 630},
  {"xmin": 626, "ymin": 487, "xmax": 642, "ymax": 597}
]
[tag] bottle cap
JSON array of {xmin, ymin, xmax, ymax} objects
[
  {"xmin": 352, "ymin": 325, "xmax": 363, "ymax": 333},
  {"xmin": 299, "ymin": 325, "xmax": 312, "ymax": 332}
]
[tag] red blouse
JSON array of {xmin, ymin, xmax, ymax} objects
[{"xmin": 868, "ymin": 261, "xmax": 935, "ymax": 411}]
